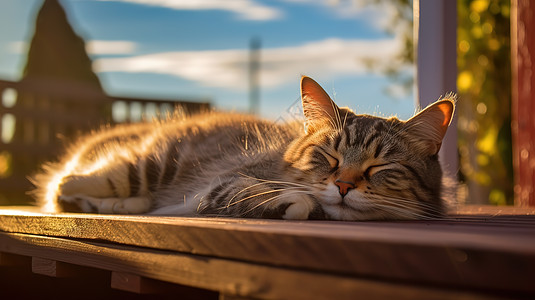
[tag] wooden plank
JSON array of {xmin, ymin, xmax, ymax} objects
[
  {"xmin": 0, "ymin": 232, "xmax": 515, "ymax": 300},
  {"xmin": 0, "ymin": 207, "xmax": 534, "ymax": 294},
  {"xmin": 511, "ymin": 0, "xmax": 535, "ymax": 206},
  {"xmin": 110, "ymin": 272, "xmax": 218, "ymax": 297}
]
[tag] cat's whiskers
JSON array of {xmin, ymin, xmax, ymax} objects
[
  {"xmin": 372, "ymin": 203, "xmax": 431, "ymax": 220},
  {"xmin": 360, "ymin": 193, "xmax": 435, "ymax": 219},
  {"xmin": 375, "ymin": 199, "xmax": 436, "ymax": 215},
  {"xmin": 225, "ymin": 175, "xmax": 310, "ymax": 207},
  {"xmin": 227, "ymin": 186, "xmax": 305, "ymax": 208},
  {"xmin": 242, "ymin": 193, "xmax": 291, "ymax": 216},
  {"xmin": 227, "ymin": 188, "xmax": 285, "ymax": 207},
  {"xmin": 236, "ymin": 172, "xmax": 309, "ymax": 188},
  {"xmin": 363, "ymin": 193, "xmax": 444, "ymax": 220},
  {"xmin": 239, "ymin": 189, "xmax": 316, "ymax": 217},
  {"xmin": 371, "ymin": 193, "xmax": 444, "ymax": 213},
  {"xmin": 203, "ymin": 188, "xmax": 310, "ymax": 218},
  {"xmin": 385, "ymin": 206, "xmax": 441, "ymax": 220},
  {"xmin": 238, "ymin": 195, "xmax": 282, "ymax": 217}
]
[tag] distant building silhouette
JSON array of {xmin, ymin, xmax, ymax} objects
[
  {"xmin": 0, "ymin": 0, "xmax": 109, "ymax": 204},
  {"xmin": 0, "ymin": 0, "xmax": 208, "ymax": 205},
  {"xmin": 23, "ymin": 0, "xmax": 104, "ymax": 88}
]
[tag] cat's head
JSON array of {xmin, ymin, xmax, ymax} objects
[{"xmin": 284, "ymin": 76, "xmax": 455, "ymax": 220}]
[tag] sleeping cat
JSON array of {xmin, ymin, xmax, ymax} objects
[{"xmin": 33, "ymin": 76, "xmax": 455, "ymax": 220}]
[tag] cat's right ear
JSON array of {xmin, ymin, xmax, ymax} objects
[
  {"xmin": 405, "ymin": 98, "xmax": 455, "ymax": 155},
  {"xmin": 301, "ymin": 76, "xmax": 340, "ymax": 132}
]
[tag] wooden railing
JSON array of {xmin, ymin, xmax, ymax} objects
[
  {"xmin": 0, "ymin": 78, "xmax": 210, "ymax": 205},
  {"xmin": 0, "ymin": 206, "xmax": 534, "ymax": 299}
]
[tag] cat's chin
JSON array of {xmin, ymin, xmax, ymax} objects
[
  {"xmin": 318, "ymin": 183, "xmax": 343, "ymax": 205},
  {"xmin": 320, "ymin": 203, "xmax": 380, "ymax": 221},
  {"xmin": 317, "ymin": 184, "xmax": 380, "ymax": 221}
]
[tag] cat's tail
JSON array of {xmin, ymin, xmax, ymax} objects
[{"xmin": 28, "ymin": 161, "xmax": 65, "ymax": 213}]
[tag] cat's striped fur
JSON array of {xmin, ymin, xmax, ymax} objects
[{"xmin": 33, "ymin": 76, "xmax": 455, "ymax": 220}]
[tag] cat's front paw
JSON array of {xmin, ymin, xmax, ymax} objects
[
  {"xmin": 281, "ymin": 194, "xmax": 321, "ymax": 220},
  {"xmin": 58, "ymin": 194, "xmax": 97, "ymax": 213},
  {"xmin": 58, "ymin": 195, "xmax": 150, "ymax": 214}
]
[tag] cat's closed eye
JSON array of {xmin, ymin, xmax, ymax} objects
[
  {"xmin": 321, "ymin": 149, "xmax": 340, "ymax": 170},
  {"xmin": 364, "ymin": 163, "xmax": 393, "ymax": 179}
]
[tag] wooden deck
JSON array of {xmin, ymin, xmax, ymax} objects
[{"xmin": 0, "ymin": 206, "xmax": 534, "ymax": 299}]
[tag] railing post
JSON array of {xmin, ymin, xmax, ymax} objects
[
  {"xmin": 414, "ymin": 0, "xmax": 458, "ymax": 178},
  {"xmin": 512, "ymin": 0, "xmax": 535, "ymax": 206}
]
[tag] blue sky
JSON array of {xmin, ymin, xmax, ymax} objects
[{"xmin": 0, "ymin": 0, "xmax": 416, "ymax": 120}]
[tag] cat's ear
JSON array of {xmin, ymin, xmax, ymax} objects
[
  {"xmin": 301, "ymin": 76, "xmax": 340, "ymax": 131},
  {"xmin": 405, "ymin": 98, "xmax": 455, "ymax": 155}
]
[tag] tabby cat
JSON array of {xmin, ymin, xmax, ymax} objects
[{"xmin": 33, "ymin": 76, "xmax": 455, "ymax": 220}]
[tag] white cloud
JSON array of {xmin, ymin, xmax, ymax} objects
[
  {"xmin": 8, "ymin": 41, "xmax": 28, "ymax": 54},
  {"xmin": 282, "ymin": 0, "xmax": 408, "ymax": 32},
  {"xmin": 96, "ymin": 0, "xmax": 282, "ymax": 21},
  {"xmin": 85, "ymin": 40, "xmax": 137, "ymax": 55},
  {"xmin": 93, "ymin": 37, "xmax": 404, "ymax": 91}
]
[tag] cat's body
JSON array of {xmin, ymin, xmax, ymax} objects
[{"xmin": 34, "ymin": 77, "xmax": 455, "ymax": 220}]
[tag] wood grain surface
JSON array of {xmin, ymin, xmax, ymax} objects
[{"xmin": 1, "ymin": 206, "xmax": 534, "ymax": 299}]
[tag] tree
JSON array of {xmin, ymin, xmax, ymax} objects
[{"xmin": 457, "ymin": 0, "xmax": 513, "ymax": 205}]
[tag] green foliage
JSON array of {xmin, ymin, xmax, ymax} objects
[{"xmin": 457, "ymin": 0, "xmax": 513, "ymax": 205}]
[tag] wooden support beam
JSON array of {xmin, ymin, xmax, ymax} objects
[
  {"xmin": 111, "ymin": 272, "xmax": 161, "ymax": 294},
  {"xmin": 0, "ymin": 252, "xmax": 30, "ymax": 267},
  {"xmin": 220, "ymin": 294, "xmax": 262, "ymax": 300},
  {"xmin": 111, "ymin": 272, "xmax": 180, "ymax": 294},
  {"xmin": 111, "ymin": 271, "xmax": 218, "ymax": 298},
  {"xmin": 32, "ymin": 257, "xmax": 78, "ymax": 277}
]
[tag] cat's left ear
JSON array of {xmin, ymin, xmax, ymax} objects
[
  {"xmin": 405, "ymin": 98, "xmax": 455, "ymax": 155},
  {"xmin": 301, "ymin": 76, "xmax": 340, "ymax": 132}
]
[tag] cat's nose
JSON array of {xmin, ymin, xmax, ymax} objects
[{"xmin": 335, "ymin": 179, "xmax": 355, "ymax": 197}]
